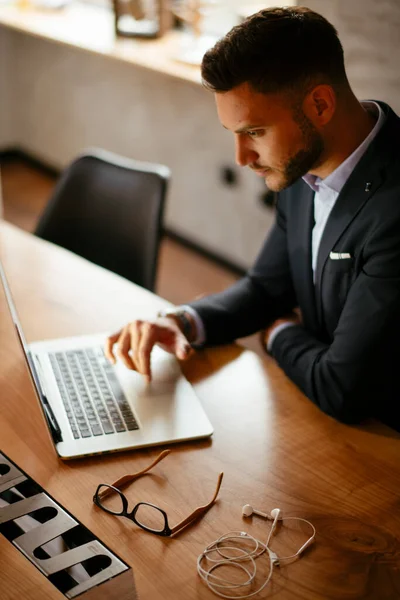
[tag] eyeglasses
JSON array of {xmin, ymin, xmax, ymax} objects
[{"xmin": 93, "ymin": 449, "xmax": 224, "ymax": 537}]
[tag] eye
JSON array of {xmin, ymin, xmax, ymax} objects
[{"xmin": 247, "ymin": 130, "xmax": 264, "ymax": 138}]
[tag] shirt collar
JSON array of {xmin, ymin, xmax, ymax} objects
[{"xmin": 302, "ymin": 101, "xmax": 385, "ymax": 194}]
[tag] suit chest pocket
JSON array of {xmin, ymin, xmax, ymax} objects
[{"xmin": 321, "ymin": 258, "xmax": 355, "ymax": 332}]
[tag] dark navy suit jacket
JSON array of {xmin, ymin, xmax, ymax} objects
[{"xmin": 189, "ymin": 101, "xmax": 400, "ymax": 429}]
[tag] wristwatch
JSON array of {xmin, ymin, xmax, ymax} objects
[{"xmin": 157, "ymin": 307, "xmax": 194, "ymax": 342}]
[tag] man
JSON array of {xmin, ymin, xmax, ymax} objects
[{"xmin": 106, "ymin": 7, "xmax": 400, "ymax": 429}]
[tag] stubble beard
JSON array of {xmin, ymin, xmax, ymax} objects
[{"xmin": 266, "ymin": 108, "xmax": 325, "ymax": 192}]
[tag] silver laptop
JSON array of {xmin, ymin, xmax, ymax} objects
[{"xmin": 0, "ymin": 262, "xmax": 213, "ymax": 459}]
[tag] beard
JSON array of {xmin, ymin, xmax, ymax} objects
[{"xmin": 264, "ymin": 108, "xmax": 325, "ymax": 192}]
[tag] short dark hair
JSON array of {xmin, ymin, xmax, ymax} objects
[{"xmin": 201, "ymin": 7, "xmax": 347, "ymax": 97}]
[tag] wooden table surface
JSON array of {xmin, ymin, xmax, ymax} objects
[{"xmin": 1, "ymin": 220, "xmax": 400, "ymax": 600}]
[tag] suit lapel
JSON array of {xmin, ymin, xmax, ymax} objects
[
  {"xmin": 314, "ymin": 170, "xmax": 384, "ymax": 284},
  {"xmin": 289, "ymin": 182, "xmax": 319, "ymax": 333},
  {"xmin": 314, "ymin": 102, "xmax": 398, "ymax": 319}
]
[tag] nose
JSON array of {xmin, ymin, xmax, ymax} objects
[{"xmin": 235, "ymin": 135, "xmax": 259, "ymax": 167}]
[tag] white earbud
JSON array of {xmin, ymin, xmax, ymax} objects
[
  {"xmin": 269, "ymin": 508, "xmax": 281, "ymax": 536},
  {"xmin": 242, "ymin": 504, "xmax": 282, "ymax": 521},
  {"xmin": 270, "ymin": 508, "xmax": 281, "ymax": 520},
  {"xmin": 242, "ymin": 504, "xmax": 270, "ymax": 519}
]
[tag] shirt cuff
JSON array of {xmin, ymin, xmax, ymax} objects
[
  {"xmin": 267, "ymin": 322, "xmax": 296, "ymax": 353},
  {"xmin": 181, "ymin": 305, "xmax": 206, "ymax": 347}
]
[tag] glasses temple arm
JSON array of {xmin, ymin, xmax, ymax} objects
[
  {"xmin": 98, "ymin": 449, "xmax": 172, "ymax": 499},
  {"xmin": 170, "ymin": 472, "xmax": 224, "ymax": 535}
]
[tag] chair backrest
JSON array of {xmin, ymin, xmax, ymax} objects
[{"xmin": 35, "ymin": 149, "xmax": 170, "ymax": 291}]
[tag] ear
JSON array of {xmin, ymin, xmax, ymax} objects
[{"xmin": 302, "ymin": 84, "xmax": 336, "ymax": 127}]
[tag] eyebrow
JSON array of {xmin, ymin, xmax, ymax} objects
[{"xmin": 222, "ymin": 124, "xmax": 265, "ymax": 133}]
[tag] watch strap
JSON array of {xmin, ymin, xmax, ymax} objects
[{"xmin": 157, "ymin": 308, "xmax": 193, "ymax": 342}]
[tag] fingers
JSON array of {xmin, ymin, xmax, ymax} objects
[
  {"xmin": 138, "ymin": 323, "xmax": 158, "ymax": 383},
  {"xmin": 105, "ymin": 321, "xmax": 160, "ymax": 380},
  {"xmin": 104, "ymin": 326, "xmax": 137, "ymax": 371},
  {"xmin": 116, "ymin": 325, "xmax": 137, "ymax": 371},
  {"xmin": 176, "ymin": 340, "xmax": 193, "ymax": 361},
  {"xmin": 129, "ymin": 321, "xmax": 142, "ymax": 373},
  {"xmin": 136, "ymin": 321, "xmax": 191, "ymax": 379},
  {"xmin": 105, "ymin": 319, "xmax": 195, "ymax": 381},
  {"xmin": 104, "ymin": 331, "xmax": 121, "ymax": 364}
]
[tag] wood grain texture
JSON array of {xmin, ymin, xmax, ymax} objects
[{"xmin": 1, "ymin": 221, "xmax": 400, "ymax": 599}]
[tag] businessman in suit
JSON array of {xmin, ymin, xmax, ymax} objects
[{"xmin": 106, "ymin": 7, "xmax": 400, "ymax": 429}]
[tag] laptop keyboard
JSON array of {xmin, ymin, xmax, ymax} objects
[{"xmin": 48, "ymin": 347, "xmax": 139, "ymax": 439}]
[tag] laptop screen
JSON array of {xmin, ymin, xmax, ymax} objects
[
  {"xmin": 0, "ymin": 260, "xmax": 30, "ymax": 355},
  {"xmin": 0, "ymin": 259, "xmax": 58, "ymax": 441}
]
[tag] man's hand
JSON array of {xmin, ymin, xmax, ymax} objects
[
  {"xmin": 262, "ymin": 311, "xmax": 302, "ymax": 350},
  {"xmin": 104, "ymin": 317, "xmax": 194, "ymax": 382}
]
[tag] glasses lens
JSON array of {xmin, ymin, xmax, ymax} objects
[
  {"xmin": 135, "ymin": 503, "xmax": 166, "ymax": 532},
  {"xmin": 97, "ymin": 485, "xmax": 124, "ymax": 515}
]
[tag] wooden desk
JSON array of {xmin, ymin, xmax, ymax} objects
[{"xmin": 1, "ymin": 221, "xmax": 400, "ymax": 599}]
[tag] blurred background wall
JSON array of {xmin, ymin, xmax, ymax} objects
[
  {"xmin": 305, "ymin": 0, "xmax": 400, "ymax": 113},
  {"xmin": 0, "ymin": 0, "xmax": 399, "ymax": 269}
]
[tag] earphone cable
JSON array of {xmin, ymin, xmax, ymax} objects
[
  {"xmin": 197, "ymin": 515, "xmax": 316, "ymax": 598},
  {"xmin": 197, "ymin": 531, "xmax": 275, "ymax": 599}
]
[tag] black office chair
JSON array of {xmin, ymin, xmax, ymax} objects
[{"xmin": 35, "ymin": 149, "xmax": 170, "ymax": 291}]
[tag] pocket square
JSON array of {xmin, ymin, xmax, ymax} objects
[{"xmin": 329, "ymin": 252, "xmax": 352, "ymax": 260}]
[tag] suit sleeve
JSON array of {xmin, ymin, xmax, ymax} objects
[
  {"xmin": 270, "ymin": 211, "xmax": 400, "ymax": 423},
  {"xmin": 187, "ymin": 198, "xmax": 297, "ymax": 345}
]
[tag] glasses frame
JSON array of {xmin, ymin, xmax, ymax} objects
[{"xmin": 93, "ymin": 449, "xmax": 223, "ymax": 537}]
